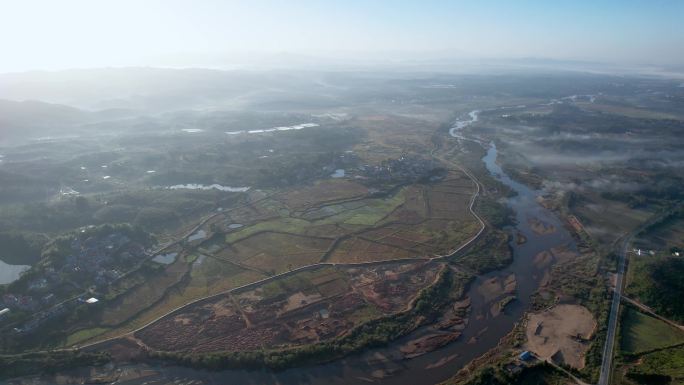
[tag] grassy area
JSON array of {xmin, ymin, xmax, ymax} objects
[
  {"xmin": 64, "ymin": 327, "xmax": 109, "ymax": 346},
  {"xmin": 225, "ymin": 217, "xmax": 311, "ymax": 243},
  {"xmin": 343, "ymin": 191, "xmax": 405, "ymax": 225},
  {"xmin": 93, "ymin": 259, "xmax": 265, "ymax": 341},
  {"xmin": 345, "ymin": 303, "xmax": 383, "ymax": 324},
  {"xmin": 620, "ymin": 307, "xmax": 684, "ymax": 355},
  {"xmin": 452, "ymin": 229, "xmax": 511, "ymax": 274},
  {"xmin": 225, "ymin": 190, "xmax": 406, "ymax": 243},
  {"xmin": 626, "ymin": 254, "xmax": 684, "ymax": 324},
  {"xmin": 626, "ymin": 344, "xmax": 684, "ymax": 384}
]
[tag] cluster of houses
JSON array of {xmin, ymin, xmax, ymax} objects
[
  {"xmin": 2, "ymin": 231, "xmax": 149, "ymax": 334},
  {"xmin": 12, "ymin": 300, "xmax": 71, "ymax": 334},
  {"xmin": 358, "ymin": 155, "xmax": 443, "ymax": 185},
  {"xmin": 67, "ymin": 233, "xmax": 143, "ymax": 274},
  {"xmin": 1, "ymin": 289, "xmax": 59, "ymax": 324}
]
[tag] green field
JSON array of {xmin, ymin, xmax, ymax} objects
[
  {"xmin": 225, "ymin": 217, "xmax": 312, "ymax": 243},
  {"xmin": 224, "ymin": 190, "xmax": 406, "ymax": 243},
  {"xmin": 620, "ymin": 307, "xmax": 684, "ymax": 354},
  {"xmin": 64, "ymin": 327, "xmax": 110, "ymax": 346},
  {"xmin": 626, "ymin": 254, "xmax": 684, "ymax": 324},
  {"xmin": 627, "ymin": 344, "xmax": 684, "ymax": 384}
]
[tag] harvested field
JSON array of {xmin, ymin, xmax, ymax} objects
[
  {"xmin": 189, "ymin": 256, "xmax": 267, "ymax": 293},
  {"xmin": 425, "ymin": 174, "xmax": 474, "ymax": 219},
  {"xmin": 402, "ymin": 185, "xmax": 429, "ymax": 217},
  {"xmin": 278, "ymin": 180, "xmax": 369, "ymax": 210},
  {"xmin": 328, "ymin": 236, "xmax": 415, "ymax": 263},
  {"xmin": 100, "ymin": 258, "xmax": 190, "ymax": 326},
  {"xmin": 224, "ymin": 203, "xmax": 277, "ymax": 225},
  {"xmin": 127, "ymin": 164, "xmax": 479, "ymax": 353},
  {"xmin": 225, "ymin": 232, "xmax": 333, "ymax": 273},
  {"xmin": 525, "ymin": 304, "xmax": 596, "ymax": 369},
  {"xmin": 211, "ymin": 169, "xmax": 478, "ymax": 269}
]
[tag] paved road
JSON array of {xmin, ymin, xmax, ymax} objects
[
  {"xmin": 598, "ymin": 235, "xmax": 631, "ymax": 385},
  {"xmin": 597, "ymin": 205, "xmax": 681, "ymax": 385}
]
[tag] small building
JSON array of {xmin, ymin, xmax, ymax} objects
[
  {"xmin": 85, "ymin": 297, "xmax": 99, "ymax": 304},
  {"xmin": 0, "ymin": 308, "xmax": 10, "ymax": 318},
  {"xmin": 41, "ymin": 294, "xmax": 56, "ymax": 305},
  {"xmin": 519, "ymin": 351, "xmax": 533, "ymax": 361},
  {"xmin": 319, "ymin": 308, "xmax": 330, "ymax": 319}
]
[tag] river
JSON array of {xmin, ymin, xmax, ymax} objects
[{"xmin": 96, "ymin": 111, "xmax": 578, "ymax": 384}]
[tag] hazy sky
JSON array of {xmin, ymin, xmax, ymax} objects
[{"xmin": 1, "ymin": 0, "xmax": 683, "ymax": 72}]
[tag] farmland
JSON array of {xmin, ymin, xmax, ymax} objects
[
  {"xmin": 619, "ymin": 307, "xmax": 684, "ymax": 355},
  {"xmin": 134, "ymin": 261, "xmax": 444, "ymax": 353},
  {"xmin": 613, "ymin": 307, "xmax": 684, "ymax": 385},
  {"xmin": 4, "ymin": 68, "xmax": 682, "ymax": 385},
  {"xmin": 3, "ymin": 113, "xmax": 482, "ymax": 353},
  {"xmin": 196, "ymin": 169, "xmax": 477, "ymax": 273}
]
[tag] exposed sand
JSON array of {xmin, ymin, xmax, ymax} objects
[
  {"xmin": 533, "ymin": 246, "xmax": 578, "ymax": 270},
  {"xmin": 524, "ymin": 304, "xmax": 596, "ymax": 369},
  {"xmin": 281, "ymin": 291, "xmax": 323, "ymax": 313},
  {"xmin": 528, "ymin": 217, "xmax": 557, "ymax": 235},
  {"xmin": 400, "ymin": 332, "xmax": 461, "ymax": 358},
  {"xmin": 516, "ymin": 231, "xmax": 528, "ymax": 245},
  {"xmin": 533, "ymin": 250, "xmax": 554, "ymax": 269},
  {"xmin": 550, "ymin": 245, "xmax": 579, "ymax": 261},
  {"xmin": 477, "ymin": 274, "xmax": 517, "ymax": 304},
  {"xmin": 425, "ymin": 353, "xmax": 460, "ymax": 369}
]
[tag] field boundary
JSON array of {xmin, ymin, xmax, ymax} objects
[{"xmin": 66, "ymin": 162, "xmax": 485, "ymax": 352}]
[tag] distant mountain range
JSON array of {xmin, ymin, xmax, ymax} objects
[
  {"xmin": 0, "ymin": 99, "xmax": 140, "ymax": 144},
  {"xmin": 0, "ymin": 68, "xmax": 323, "ymax": 111},
  {"xmin": 1, "ymin": 61, "xmax": 680, "ymax": 113}
]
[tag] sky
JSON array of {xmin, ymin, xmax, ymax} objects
[{"xmin": 1, "ymin": 0, "xmax": 683, "ymax": 73}]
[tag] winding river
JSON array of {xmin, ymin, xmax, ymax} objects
[{"xmin": 97, "ymin": 109, "xmax": 579, "ymax": 385}]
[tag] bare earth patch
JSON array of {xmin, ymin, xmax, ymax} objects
[
  {"xmin": 525, "ymin": 304, "xmax": 596, "ymax": 369},
  {"xmin": 528, "ymin": 217, "xmax": 557, "ymax": 235}
]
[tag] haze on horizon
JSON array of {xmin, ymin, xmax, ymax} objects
[{"xmin": 1, "ymin": 0, "xmax": 683, "ymax": 73}]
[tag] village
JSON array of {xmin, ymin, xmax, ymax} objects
[{"xmin": 0, "ymin": 226, "xmax": 152, "ymax": 336}]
